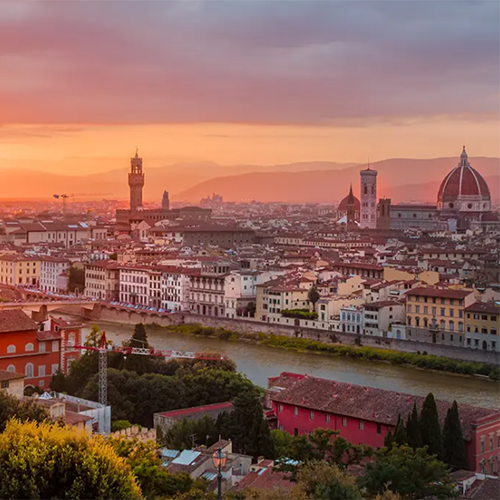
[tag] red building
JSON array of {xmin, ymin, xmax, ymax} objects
[
  {"xmin": 0, "ymin": 310, "xmax": 81, "ymax": 391},
  {"xmin": 267, "ymin": 372, "xmax": 500, "ymax": 475}
]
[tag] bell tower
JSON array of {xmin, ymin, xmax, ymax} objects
[{"xmin": 128, "ymin": 149, "xmax": 145, "ymax": 211}]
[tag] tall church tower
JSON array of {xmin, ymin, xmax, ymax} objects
[
  {"xmin": 128, "ymin": 149, "xmax": 145, "ymax": 211},
  {"xmin": 360, "ymin": 166, "xmax": 378, "ymax": 229},
  {"xmin": 162, "ymin": 190, "xmax": 170, "ymax": 210},
  {"xmin": 346, "ymin": 184, "xmax": 357, "ymax": 231}
]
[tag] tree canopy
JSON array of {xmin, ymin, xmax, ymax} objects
[
  {"xmin": 442, "ymin": 401, "xmax": 468, "ymax": 470},
  {"xmin": 0, "ymin": 391, "xmax": 48, "ymax": 432},
  {"xmin": 361, "ymin": 445, "xmax": 455, "ymax": 500},
  {"xmin": 0, "ymin": 420, "xmax": 142, "ymax": 500},
  {"xmin": 419, "ymin": 393, "xmax": 443, "ymax": 459}
]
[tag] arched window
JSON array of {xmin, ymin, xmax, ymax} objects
[
  {"xmin": 407, "ymin": 317, "xmax": 412, "ymax": 326},
  {"xmin": 7, "ymin": 365, "xmax": 15, "ymax": 373},
  {"xmin": 25, "ymin": 363, "xmax": 34, "ymax": 378},
  {"xmin": 371, "ymin": 186, "xmax": 375, "ymax": 195},
  {"xmin": 415, "ymin": 317, "xmax": 420, "ymax": 327},
  {"xmin": 7, "ymin": 345, "xmax": 16, "ymax": 354},
  {"xmin": 25, "ymin": 343, "xmax": 34, "ymax": 352},
  {"xmin": 440, "ymin": 320, "xmax": 445, "ymax": 329},
  {"xmin": 424, "ymin": 318, "xmax": 429, "ymax": 328},
  {"xmin": 449, "ymin": 321, "xmax": 454, "ymax": 331},
  {"xmin": 458, "ymin": 322, "xmax": 463, "ymax": 332}
]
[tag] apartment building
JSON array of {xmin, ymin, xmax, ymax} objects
[
  {"xmin": 362, "ymin": 300, "xmax": 405, "ymax": 337},
  {"xmin": 223, "ymin": 271, "xmax": 259, "ymax": 318},
  {"xmin": 84, "ymin": 261, "xmax": 120, "ymax": 301},
  {"xmin": 0, "ymin": 254, "xmax": 40, "ymax": 286},
  {"xmin": 405, "ymin": 287, "xmax": 475, "ymax": 346},
  {"xmin": 40, "ymin": 257, "xmax": 71, "ymax": 293},
  {"xmin": 160, "ymin": 266, "xmax": 194, "ymax": 312},
  {"xmin": 119, "ymin": 266, "xmax": 150, "ymax": 306},
  {"xmin": 464, "ymin": 302, "xmax": 500, "ymax": 352}
]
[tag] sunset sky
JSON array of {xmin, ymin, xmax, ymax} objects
[{"xmin": 0, "ymin": 0, "xmax": 499, "ymax": 175}]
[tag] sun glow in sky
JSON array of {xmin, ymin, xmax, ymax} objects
[{"xmin": 0, "ymin": 1, "xmax": 498, "ymax": 175}]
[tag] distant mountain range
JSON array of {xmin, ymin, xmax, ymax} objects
[
  {"xmin": 0, "ymin": 157, "xmax": 498, "ymax": 204},
  {"xmin": 177, "ymin": 157, "xmax": 500, "ymax": 204}
]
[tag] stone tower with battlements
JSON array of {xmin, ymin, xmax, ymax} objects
[{"xmin": 128, "ymin": 149, "xmax": 145, "ymax": 211}]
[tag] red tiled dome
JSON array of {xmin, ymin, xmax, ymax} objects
[
  {"xmin": 338, "ymin": 193, "xmax": 360, "ymax": 211},
  {"xmin": 437, "ymin": 147, "xmax": 491, "ymax": 202}
]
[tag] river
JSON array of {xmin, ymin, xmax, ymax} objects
[{"xmin": 80, "ymin": 320, "xmax": 500, "ymax": 409}]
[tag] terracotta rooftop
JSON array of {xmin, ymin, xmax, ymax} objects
[
  {"xmin": 157, "ymin": 401, "xmax": 233, "ymax": 421},
  {"xmin": 269, "ymin": 374, "xmax": 498, "ymax": 440},
  {"xmin": 0, "ymin": 369, "xmax": 25, "ymax": 382},
  {"xmin": 465, "ymin": 302, "xmax": 500, "ymax": 315},
  {"xmin": 0, "ymin": 309, "xmax": 39, "ymax": 333},
  {"xmin": 406, "ymin": 287, "xmax": 474, "ymax": 299},
  {"xmin": 232, "ymin": 467, "xmax": 293, "ymax": 493}
]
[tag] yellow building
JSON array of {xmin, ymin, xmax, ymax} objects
[
  {"xmin": 0, "ymin": 254, "xmax": 40, "ymax": 286},
  {"xmin": 405, "ymin": 287, "xmax": 475, "ymax": 333},
  {"xmin": 256, "ymin": 278, "xmax": 309, "ymax": 322},
  {"xmin": 464, "ymin": 302, "xmax": 500, "ymax": 352}
]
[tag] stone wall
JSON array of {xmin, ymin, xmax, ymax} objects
[
  {"xmin": 59, "ymin": 305, "xmax": 500, "ymax": 365},
  {"xmin": 109, "ymin": 425, "xmax": 156, "ymax": 442}
]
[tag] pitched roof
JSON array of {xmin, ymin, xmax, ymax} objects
[
  {"xmin": 232, "ymin": 467, "xmax": 293, "ymax": 493},
  {"xmin": 270, "ymin": 374, "xmax": 497, "ymax": 440},
  {"xmin": 0, "ymin": 369, "xmax": 25, "ymax": 382},
  {"xmin": 156, "ymin": 401, "xmax": 233, "ymax": 421},
  {"xmin": 0, "ymin": 310, "xmax": 39, "ymax": 333},
  {"xmin": 406, "ymin": 287, "xmax": 473, "ymax": 299}
]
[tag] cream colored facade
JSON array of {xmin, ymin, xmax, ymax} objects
[
  {"xmin": 0, "ymin": 255, "xmax": 40, "ymax": 286},
  {"xmin": 0, "ymin": 373, "xmax": 25, "ymax": 399},
  {"xmin": 383, "ymin": 267, "xmax": 439, "ymax": 285},
  {"xmin": 256, "ymin": 283, "xmax": 309, "ymax": 322}
]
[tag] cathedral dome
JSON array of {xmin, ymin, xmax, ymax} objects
[
  {"xmin": 338, "ymin": 193, "xmax": 360, "ymax": 211},
  {"xmin": 437, "ymin": 147, "xmax": 491, "ymax": 213}
]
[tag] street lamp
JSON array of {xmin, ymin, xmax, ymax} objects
[{"xmin": 212, "ymin": 447, "xmax": 227, "ymax": 500}]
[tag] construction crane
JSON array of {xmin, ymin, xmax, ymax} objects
[
  {"xmin": 72, "ymin": 331, "xmax": 224, "ymax": 406},
  {"xmin": 53, "ymin": 192, "xmax": 111, "ymax": 220}
]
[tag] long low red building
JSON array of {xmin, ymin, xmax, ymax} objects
[{"xmin": 267, "ymin": 372, "xmax": 499, "ymax": 475}]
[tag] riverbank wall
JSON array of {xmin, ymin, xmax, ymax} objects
[{"xmin": 59, "ymin": 305, "xmax": 500, "ymax": 365}]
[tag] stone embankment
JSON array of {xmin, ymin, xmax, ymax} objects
[{"xmin": 58, "ymin": 304, "xmax": 500, "ymax": 365}]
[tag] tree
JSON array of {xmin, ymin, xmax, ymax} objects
[
  {"xmin": 162, "ymin": 415, "xmax": 219, "ymax": 450},
  {"xmin": 109, "ymin": 437, "xmax": 194, "ymax": 499},
  {"xmin": 442, "ymin": 400, "xmax": 468, "ymax": 470},
  {"xmin": 0, "ymin": 391, "xmax": 48, "ymax": 432},
  {"xmin": 393, "ymin": 414, "xmax": 408, "ymax": 446},
  {"xmin": 273, "ymin": 428, "xmax": 372, "ymax": 472},
  {"xmin": 85, "ymin": 324, "xmax": 103, "ymax": 348},
  {"xmin": 361, "ymin": 445, "xmax": 455, "ymax": 500},
  {"xmin": 405, "ymin": 402, "xmax": 422, "ymax": 450},
  {"xmin": 123, "ymin": 324, "xmax": 155, "ymax": 375},
  {"xmin": 307, "ymin": 285, "xmax": 320, "ymax": 311},
  {"xmin": 219, "ymin": 389, "xmax": 274, "ymax": 458},
  {"xmin": 384, "ymin": 429, "xmax": 394, "ymax": 449},
  {"xmin": 245, "ymin": 301, "xmax": 256, "ymax": 317},
  {"xmin": 296, "ymin": 461, "xmax": 363, "ymax": 500},
  {"xmin": 111, "ymin": 420, "xmax": 134, "ymax": 432},
  {"xmin": 419, "ymin": 393, "xmax": 443, "ymax": 459},
  {"xmin": 0, "ymin": 420, "xmax": 142, "ymax": 499}
]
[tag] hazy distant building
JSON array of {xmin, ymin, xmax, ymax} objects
[
  {"xmin": 162, "ymin": 191, "xmax": 170, "ymax": 210},
  {"xmin": 200, "ymin": 193, "xmax": 224, "ymax": 209},
  {"xmin": 377, "ymin": 198, "xmax": 391, "ymax": 230},
  {"xmin": 116, "ymin": 151, "xmax": 211, "ymax": 234},
  {"xmin": 360, "ymin": 166, "xmax": 377, "ymax": 229}
]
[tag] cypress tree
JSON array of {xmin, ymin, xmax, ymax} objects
[
  {"xmin": 419, "ymin": 392, "xmax": 443, "ymax": 458},
  {"xmin": 442, "ymin": 401, "xmax": 468, "ymax": 470},
  {"xmin": 406, "ymin": 402, "xmax": 422, "ymax": 449},
  {"xmin": 394, "ymin": 414, "xmax": 408, "ymax": 445},
  {"xmin": 384, "ymin": 429, "xmax": 394, "ymax": 449}
]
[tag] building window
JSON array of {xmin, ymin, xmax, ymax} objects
[
  {"xmin": 310, "ymin": 410, "xmax": 314, "ymax": 421},
  {"xmin": 279, "ymin": 404, "xmax": 283, "ymax": 413},
  {"xmin": 25, "ymin": 363, "xmax": 34, "ymax": 378},
  {"xmin": 25, "ymin": 343, "xmax": 34, "ymax": 352},
  {"xmin": 52, "ymin": 340, "xmax": 59, "ymax": 352},
  {"xmin": 342, "ymin": 417, "xmax": 347, "ymax": 427},
  {"xmin": 326, "ymin": 413, "xmax": 330, "ymax": 423},
  {"xmin": 490, "ymin": 436, "xmax": 494, "ymax": 451},
  {"xmin": 39, "ymin": 341, "xmax": 46, "ymax": 353},
  {"xmin": 0, "ymin": 381, "xmax": 9, "ymax": 389},
  {"xmin": 7, "ymin": 345, "xmax": 16, "ymax": 354},
  {"xmin": 294, "ymin": 406, "xmax": 298, "ymax": 417},
  {"xmin": 7, "ymin": 365, "xmax": 16, "ymax": 373},
  {"xmin": 359, "ymin": 420, "xmax": 364, "ymax": 431},
  {"xmin": 480, "ymin": 437, "xmax": 485, "ymax": 454},
  {"xmin": 38, "ymin": 365, "xmax": 46, "ymax": 377},
  {"xmin": 51, "ymin": 364, "xmax": 59, "ymax": 374},
  {"xmin": 377, "ymin": 423, "xmax": 382, "ymax": 434}
]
